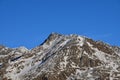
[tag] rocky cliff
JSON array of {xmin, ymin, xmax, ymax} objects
[{"xmin": 0, "ymin": 33, "xmax": 120, "ymax": 80}]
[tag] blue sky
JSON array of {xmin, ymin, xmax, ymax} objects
[{"xmin": 0, "ymin": 0, "xmax": 120, "ymax": 49}]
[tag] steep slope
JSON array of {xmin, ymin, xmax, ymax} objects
[{"xmin": 0, "ymin": 33, "xmax": 120, "ymax": 80}]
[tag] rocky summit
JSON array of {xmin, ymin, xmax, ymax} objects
[{"xmin": 0, "ymin": 33, "xmax": 120, "ymax": 80}]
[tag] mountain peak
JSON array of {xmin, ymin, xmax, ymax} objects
[{"xmin": 0, "ymin": 33, "xmax": 120, "ymax": 80}]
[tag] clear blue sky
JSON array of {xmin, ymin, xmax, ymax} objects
[{"xmin": 0, "ymin": 0, "xmax": 120, "ymax": 49}]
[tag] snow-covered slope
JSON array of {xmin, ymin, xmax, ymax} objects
[{"xmin": 0, "ymin": 33, "xmax": 120, "ymax": 80}]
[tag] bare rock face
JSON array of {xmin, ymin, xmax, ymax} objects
[{"xmin": 0, "ymin": 33, "xmax": 120, "ymax": 80}]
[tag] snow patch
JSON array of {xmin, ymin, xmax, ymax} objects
[
  {"xmin": 18, "ymin": 46, "xmax": 28, "ymax": 53},
  {"xmin": 94, "ymin": 51, "xmax": 107, "ymax": 62},
  {"xmin": 77, "ymin": 36, "xmax": 85, "ymax": 46},
  {"xmin": 59, "ymin": 56, "xmax": 68, "ymax": 70}
]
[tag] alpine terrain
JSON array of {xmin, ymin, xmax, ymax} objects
[{"xmin": 0, "ymin": 33, "xmax": 120, "ymax": 80}]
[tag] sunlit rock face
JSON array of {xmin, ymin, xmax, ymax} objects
[{"xmin": 0, "ymin": 33, "xmax": 120, "ymax": 80}]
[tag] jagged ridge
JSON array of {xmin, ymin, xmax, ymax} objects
[{"xmin": 0, "ymin": 33, "xmax": 120, "ymax": 80}]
